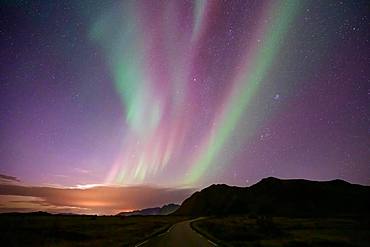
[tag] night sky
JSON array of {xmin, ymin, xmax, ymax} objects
[{"xmin": 0, "ymin": 0, "xmax": 369, "ymax": 214}]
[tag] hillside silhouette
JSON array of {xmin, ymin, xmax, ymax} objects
[
  {"xmin": 117, "ymin": 203, "xmax": 179, "ymax": 216},
  {"xmin": 174, "ymin": 177, "xmax": 370, "ymax": 217}
]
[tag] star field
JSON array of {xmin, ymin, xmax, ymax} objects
[{"xmin": 0, "ymin": 0, "xmax": 369, "ymax": 191}]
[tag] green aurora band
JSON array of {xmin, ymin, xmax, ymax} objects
[{"xmin": 185, "ymin": 1, "xmax": 301, "ymax": 185}]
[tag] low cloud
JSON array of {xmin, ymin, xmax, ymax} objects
[
  {"xmin": 0, "ymin": 174, "xmax": 20, "ymax": 183},
  {"xmin": 73, "ymin": 168, "xmax": 90, "ymax": 174},
  {"xmin": 0, "ymin": 184, "xmax": 193, "ymax": 215}
]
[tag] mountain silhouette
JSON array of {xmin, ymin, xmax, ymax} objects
[
  {"xmin": 174, "ymin": 177, "xmax": 370, "ymax": 217},
  {"xmin": 117, "ymin": 203, "xmax": 179, "ymax": 216}
]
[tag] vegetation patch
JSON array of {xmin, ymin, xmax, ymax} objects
[
  {"xmin": 193, "ymin": 216, "xmax": 370, "ymax": 247},
  {"xmin": 0, "ymin": 214, "xmax": 188, "ymax": 247}
]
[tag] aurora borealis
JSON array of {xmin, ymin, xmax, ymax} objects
[
  {"xmin": 94, "ymin": 0, "xmax": 300, "ymax": 186},
  {"xmin": 0, "ymin": 0, "xmax": 369, "ymax": 214}
]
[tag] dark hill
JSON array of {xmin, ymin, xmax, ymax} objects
[
  {"xmin": 174, "ymin": 177, "xmax": 370, "ymax": 217},
  {"xmin": 117, "ymin": 203, "xmax": 179, "ymax": 216}
]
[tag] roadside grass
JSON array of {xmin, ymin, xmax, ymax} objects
[
  {"xmin": 0, "ymin": 214, "xmax": 187, "ymax": 247},
  {"xmin": 192, "ymin": 215, "xmax": 370, "ymax": 247},
  {"xmin": 191, "ymin": 219, "xmax": 223, "ymax": 246}
]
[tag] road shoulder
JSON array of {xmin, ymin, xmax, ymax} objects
[{"xmin": 190, "ymin": 218, "xmax": 219, "ymax": 246}]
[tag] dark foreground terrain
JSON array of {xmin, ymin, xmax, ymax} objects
[
  {"xmin": 0, "ymin": 214, "xmax": 187, "ymax": 247},
  {"xmin": 2, "ymin": 214, "xmax": 369, "ymax": 247},
  {"xmin": 193, "ymin": 216, "xmax": 370, "ymax": 247},
  {"xmin": 2, "ymin": 178, "xmax": 369, "ymax": 246}
]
